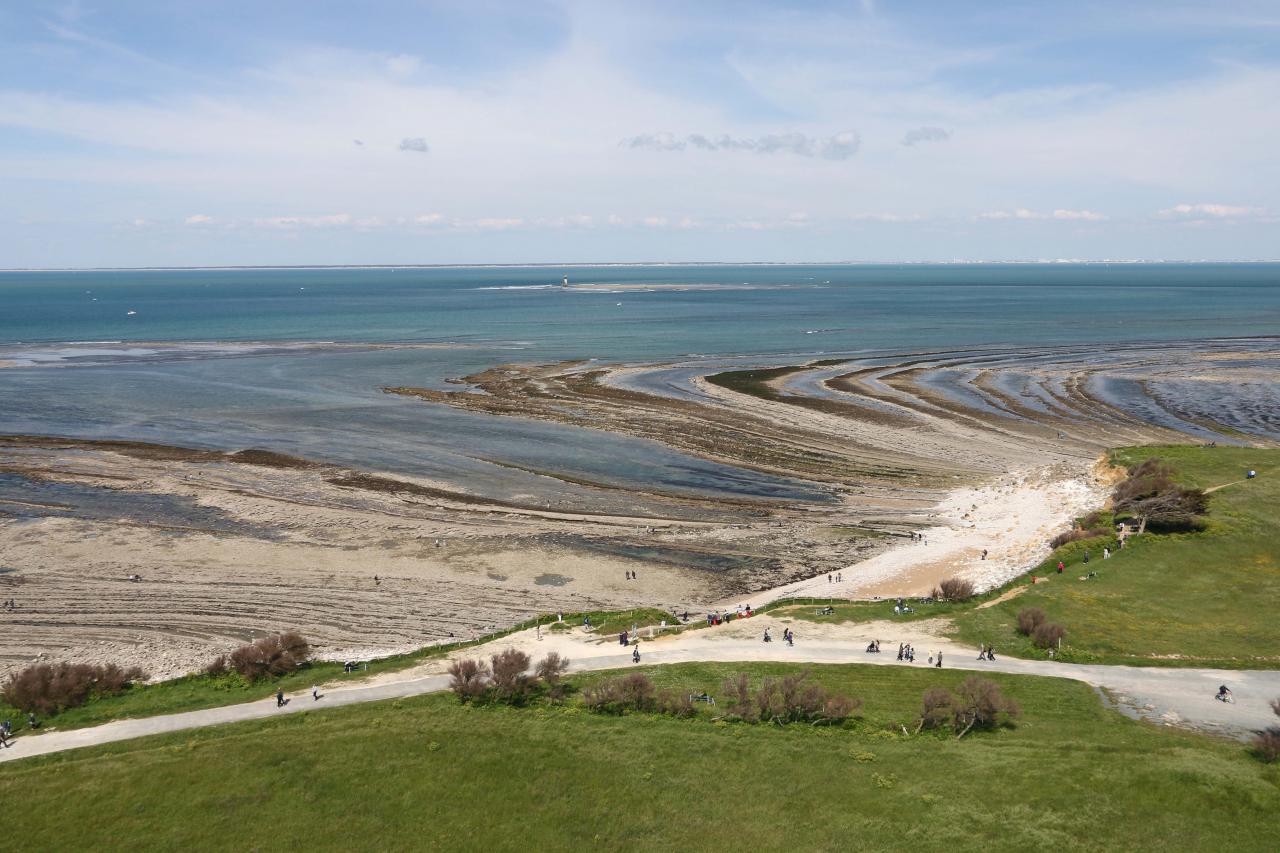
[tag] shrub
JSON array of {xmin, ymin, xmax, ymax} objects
[
  {"xmin": 615, "ymin": 672, "xmax": 656, "ymax": 710},
  {"xmin": 447, "ymin": 658, "xmax": 490, "ymax": 702},
  {"xmin": 722, "ymin": 673, "xmax": 757, "ymax": 722},
  {"xmin": 931, "ymin": 577, "xmax": 975, "ymax": 602},
  {"xmin": 1253, "ymin": 699, "xmax": 1280, "ymax": 763},
  {"xmin": 916, "ymin": 687, "xmax": 955, "ymax": 732},
  {"xmin": 1016, "ymin": 608, "xmax": 1047, "ymax": 637},
  {"xmin": 917, "ymin": 679, "xmax": 1019, "ymax": 738},
  {"xmin": 1080, "ymin": 510, "xmax": 1112, "ymax": 529},
  {"xmin": 489, "ymin": 649, "xmax": 533, "ymax": 704},
  {"xmin": 655, "ymin": 689, "xmax": 697, "ymax": 718},
  {"xmin": 1049, "ymin": 527, "xmax": 1110, "ymax": 548},
  {"xmin": 582, "ymin": 673, "xmax": 656, "ymax": 715},
  {"xmin": 1254, "ymin": 729, "xmax": 1280, "ymax": 763},
  {"xmin": 535, "ymin": 652, "xmax": 571, "ymax": 701},
  {"xmin": 2, "ymin": 662, "xmax": 147, "ymax": 716},
  {"xmin": 203, "ymin": 655, "xmax": 228, "ymax": 677},
  {"xmin": 535, "ymin": 652, "xmax": 569, "ymax": 684},
  {"xmin": 228, "ymin": 632, "xmax": 310, "ymax": 682},
  {"xmin": 723, "ymin": 671, "xmax": 859, "ymax": 726},
  {"xmin": 1032, "ymin": 622, "xmax": 1067, "ymax": 650},
  {"xmin": 952, "ymin": 677, "xmax": 1020, "ymax": 737}
]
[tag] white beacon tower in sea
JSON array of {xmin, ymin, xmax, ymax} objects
[{"xmin": 562, "ymin": 274, "xmax": 569, "ymax": 288}]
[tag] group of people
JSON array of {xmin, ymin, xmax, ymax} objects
[
  {"xmin": 761, "ymin": 627, "xmax": 796, "ymax": 646},
  {"xmin": 1, "ymin": 713, "xmax": 40, "ymax": 742},
  {"xmin": 705, "ymin": 605, "xmax": 754, "ymax": 626},
  {"xmin": 624, "ymin": 570, "xmax": 639, "ymax": 580},
  {"xmin": 1, "ymin": 598, "xmax": 16, "ymax": 611},
  {"xmin": 976, "ymin": 645, "xmax": 997, "ymax": 661},
  {"xmin": 909, "ymin": 532, "xmax": 928, "ymax": 545},
  {"xmin": 826, "ymin": 573, "xmax": 844, "ymax": 583},
  {"xmin": 884, "ymin": 641, "xmax": 942, "ymax": 666}
]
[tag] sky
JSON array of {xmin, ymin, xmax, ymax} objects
[{"xmin": 2, "ymin": 0, "xmax": 1279, "ymax": 267}]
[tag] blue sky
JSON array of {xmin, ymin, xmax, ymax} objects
[{"xmin": 2, "ymin": 0, "xmax": 1278, "ymax": 266}]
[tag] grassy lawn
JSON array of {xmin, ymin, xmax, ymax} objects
[
  {"xmin": 947, "ymin": 445, "xmax": 1280, "ymax": 667},
  {"xmin": 0, "ymin": 610, "xmax": 673, "ymax": 737},
  {"xmin": 2, "ymin": 662, "xmax": 1277, "ymax": 852}
]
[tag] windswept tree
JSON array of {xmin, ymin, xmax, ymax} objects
[{"xmin": 1111, "ymin": 458, "xmax": 1209, "ymax": 533}]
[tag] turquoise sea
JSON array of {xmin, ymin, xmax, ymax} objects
[{"xmin": 1, "ymin": 263, "xmax": 1277, "ymax": 507}]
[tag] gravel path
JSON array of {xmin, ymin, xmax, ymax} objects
[{"xmin": 3, "ymin": 620, "xmax": 1276, "ymax": 764}]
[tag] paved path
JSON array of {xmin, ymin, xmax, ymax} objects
[{"xmin": 3, "ymin": 623, "xmax": 1277, "ymax": 764}]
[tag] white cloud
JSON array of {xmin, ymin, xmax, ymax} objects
[
  {"xmin": 1052, "ymin": 209, "xmax": 1107, "ymax": 221},
  {"xmin": 1158, "ymin": 203, "xmax": 1266, "ymax": 219},
  {"xmin": 385, "ymin": 54, "xmax": 420, "ymax": 78},
  {"xmin": 472, "ymin": 217, "xmax": 523, "ymax": 230},
  {"xmin": 254, "ymin": 213, "xmax": 352, "ymax": 228},
  {"xmin": 978, "ymin": 208, "xmax": 1105, "ymax": 221},
  {"xmin": 184, "ymin": 214, "xmax": 213, "ymax": 225},
  {"xmin": 623, "ymin": 131, "xmax": 861, "ymax": 160},
  {"xmin": 901, "ymin": 126, "xmax": 950, "ymax": 146},
  {"xmin": 398, "ymin": 137, "xmax": 429, "ymax": 153}
]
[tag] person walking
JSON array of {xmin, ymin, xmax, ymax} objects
[
  {"xmin": 276, "ymin": 688, "xmax": 285, "ymax": 708},
  {"xmin": 936, "ymin": 652, "xmax": 943, "ymax": 668},
  {"xmin": 311, "ymin": 685, "xmax": 320, "ymax": 702},
  {"xmin": 632, "ymin": 645, "xmax": 641, "ymax": 664}
]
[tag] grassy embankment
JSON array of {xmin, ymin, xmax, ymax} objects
[
  {"xmin": 2, "ymin": 661, "xmax": 1278, "ymax": 851},
  {"xmin": 0, "ymin": 609, "xmax": 674, "ymax": 736},
  {"xmin": 781, "ymin": 446, "xmax": 1279, "ymax": 668}
]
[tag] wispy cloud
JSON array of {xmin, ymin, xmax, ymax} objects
[
  {"xmin": 183, "ymin": 214, "xmax": 214, "ymax": 225},
  {"xmin": 398, "ymin": 137, "xmax": 429, "ymax": 153},
  {"xmin": 253, "ymin": 213, "xmax": 353, "ymax": 228},
  {"xmin": 1158, "ymin": 203, "xmax": 1266, "ymax": 219},
  {"xmin": 979, "ymin": 208, "xmax": 1106, "ymax": 221},
  {"xmin": 622, "ymin": 131, "xmax": 861, "ymax": 160},
  {"xmin": 901, "ymin": 126, "xmax": 950, "ymax": 146}
]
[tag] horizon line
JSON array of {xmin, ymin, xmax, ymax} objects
[{"xmin": 5, "ymin": 258, "xmax": 1280, "ymax": 273}]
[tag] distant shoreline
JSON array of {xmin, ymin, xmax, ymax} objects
[{"xmin": 3, "ymin": 259, "xmax": 1280, "ymax": 273}]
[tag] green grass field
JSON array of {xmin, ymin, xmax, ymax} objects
[
  {"xmin": 773, "ymin": 447, "xmax": 1279, "ymax": 668},
  {"xmin": 0, "ymin": 609, "xmax": 674, "ymax": 736},
  {"xmin": 3, "ymin": 662, "xmax": 1277, "ymax": 852},
  {"xmin": 947, "ymin": 446, "xmax": 1279, "ymax": 667}
]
